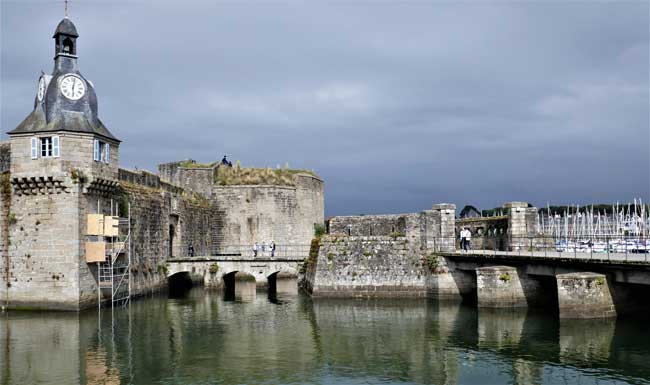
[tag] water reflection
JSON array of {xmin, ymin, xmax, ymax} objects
[
  {"xmin": 559, "ymin": 318, "xmax": 616, "ymax": 366},
  {"xmin": 0, "ymin": 289, "xmax": 649, "ymax": 385}
]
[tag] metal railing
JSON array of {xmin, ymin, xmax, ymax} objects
[
  {"xmin": 182, "ymin": 244, "xmax": 312, "ymax": 259},
  {"xmin": 429, "ymin": 234, "xmax": 650, "ymax": 263}
]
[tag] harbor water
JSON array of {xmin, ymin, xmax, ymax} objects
[{"xmin": 1, "ymin": 286, "xmax": 649, "ymax": 385}]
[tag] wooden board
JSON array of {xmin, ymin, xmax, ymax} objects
[
  {"xmin": 104, "ymin": 216, "xmax": 119, "ymax": 237},
  {"xmin": 86, "ymin": 214, "xmax": 105, "ymax": 236},
  {"xmin": 85, "ymin": 242, "xmax": 106, "ymax": 263}
]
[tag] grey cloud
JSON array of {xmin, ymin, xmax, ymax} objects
[{"xmin": 1, "ymin": 0, "xmax": 648, "ymax": 216}]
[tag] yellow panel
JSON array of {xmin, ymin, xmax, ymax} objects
[
  {"xmin": 104, "ymin": 216, "xmax": 119, "ymax": 237},
  {"xmin": 85, "ymin": 242, "xmax": 106, "ymax": 263},
  {"xmin": 86, "ymin": 214, "xmax": 105, "ymax": 236}
]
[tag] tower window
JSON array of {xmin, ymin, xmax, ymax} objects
[
  {"xmin": 32, "ymin": 136, "xmax": 59, "ymax": 159},
  {"xmin": 62, "ymin": 37, "xmax": 74, "ymax": 55},
  {"xmin": 93, "ymin": 139, "xmax": 110, "ymax": 164}
]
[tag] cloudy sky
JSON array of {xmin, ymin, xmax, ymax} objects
[{"xmin": 1, "ymin": 0, "xmax": 648, "ymax": 215}]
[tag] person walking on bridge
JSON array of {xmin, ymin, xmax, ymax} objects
[{"xmin": 464, "ymin": 228, "xmax": 472, "ymax": 251}]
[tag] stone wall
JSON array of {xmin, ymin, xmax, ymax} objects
[
  {"xmin": 307, "ymin": 235, "xmax": 428, "ymax": 297},
  {"xmin": 0, "ymin": 142, "xmax": 10, "ymax": 173},
  {"xmin": 118, "ymin": 170, "xmax": 221, "ymax": 297},
  {"xmin": 327, "ymin": 204, "xmax": 456, "ymax": 253},
  {"xmin": 211, "ymin": 174, "xmax": 324, "ymax": 251},
  {"xmin": 158, "ymin": 160, "xmax": 216, "ymax": 198}
]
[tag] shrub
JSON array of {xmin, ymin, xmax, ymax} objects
[
  {"xmin": 424, "ymin": 253, "xmax": 439, "ymax": 272},
  {"xmin": 389, "ymin": 231, "xmax": 405, "ymax": 239},
  {"xmin": 314, "ymin": 224, "xmax": 326, "ymax": 238},
  {"xmin": 498, "ymin": 273, "xmax": 511, "ymax": 282},
  {"xmin": 157, "ymin": 264, "xmax": 168, "ymax": 275},
  {"xmin": 8, "ymin": 213, "xmax": 16, "ymax": 225},
  {"xmin": 209, "ymin": 263, "xmax": 219, "ymax": 274}
]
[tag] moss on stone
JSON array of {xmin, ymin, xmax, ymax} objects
[
  {"xmin": 215, "ymin": 165, "xmax": 319, "ymax": 186},
  {"xmin": 179, "ymin": 160, "xmax": 216, "ymax": 168}
]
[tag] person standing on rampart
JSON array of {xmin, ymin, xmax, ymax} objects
[
  {"xmin": 253, "ymin": 242, "xmax": 259, "ymax": 258},
  {"xmin": 270, "ymin": 241, "xmax": 276, "ymax": 258}
]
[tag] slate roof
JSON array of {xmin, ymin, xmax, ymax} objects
[
  {"xmin": 53, "ymin": 17, "xmax": 79, "ymax": 38},
  {"xmin": 8, "ymin": 107, "xmax": 119, "ymax": 142}
]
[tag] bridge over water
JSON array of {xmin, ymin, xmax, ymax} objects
[
  {"xmin": 432, "ymin": 247, "xmax": 650, "ymax": 319},
  {"xmin": 166, "ymin": 250, "xmax": 307, "ymax": 294}
]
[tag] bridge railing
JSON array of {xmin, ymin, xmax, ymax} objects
[
  {"xmin": 428, "ymin": 234, "xmax": 650, "ymax": 263},
  {"xmin": 186, "ymin": 244, "xmax": 311, "ymax": 260}
]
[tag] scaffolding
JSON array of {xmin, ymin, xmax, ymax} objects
[{"xmin": 89, "ymin": 200, "xmax": 132, "ymax": 310}]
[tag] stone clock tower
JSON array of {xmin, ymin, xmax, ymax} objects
[{"xmin": 6, "ymin": 17, "xmax": 121, "ymax": 310}]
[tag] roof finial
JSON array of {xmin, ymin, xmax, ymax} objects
[{"xmin": 64, "ymin": 0, "xmax": 69, "ymax": 17}]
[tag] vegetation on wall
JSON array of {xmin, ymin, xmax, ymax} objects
[
  {"xmin": 314, "ymin": 224, "xmax": 326, "ymax": 238},
  {"xmin": 215, "ymin": 164, "xmax": 319, "ymax": 186},
  {"xmin": 179, "ymin": 160, "xmax": 216, "ymax": 168},
  {"xmin": 424, "ymin": 253, "xmax": 439, "ymax": 272},
  {"xmin": 70, "ymin": 169, "xmax": 88, "ymax": 185}
]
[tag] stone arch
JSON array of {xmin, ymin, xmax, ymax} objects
[
  {"xmin": 266, "ymin": 270, "xmax": 298, "ymax": 297},
  {"xmin": 222, "ymin": 271, "xmax": 256, "ymax": 301},
  {"xmin": 168, "ymin": 271, "xmax": 193, "ymax": 296}
]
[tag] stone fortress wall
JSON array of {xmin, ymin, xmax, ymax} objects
[
  {"xmin": 304, "ymin": 202, "xmax": 542, "ymax": 299},
  {"xmin": 0, "ymin": 145, "xmax": 324, "ymax": 310},
  {"xmin": 159, "ymin": 160, "xmax": 325, "ymax": 253},
  {"xmin": 304, "ymin": 204, "xmax": 456, "ymax": 297}
]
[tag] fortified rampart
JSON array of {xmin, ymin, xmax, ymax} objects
[
  {"xmin": 303, "ymin": 204, "xmax": 456, "ymax": 297},
  {"xmin": 304, "ymin": 201, "xmax": 650, "ymax": 320},
  {"xmin": 0, "ymin": 136, "xmax": 323, "ymax": 310},
  {"xmin": 159, "ymin": 160, "xmax": 324, "ymax": 251}
]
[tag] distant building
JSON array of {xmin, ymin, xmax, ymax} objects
[{"xmin": 459, "ymin": 205, "xmax": 481, "ymax": 219}]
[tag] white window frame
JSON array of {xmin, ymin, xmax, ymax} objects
[
  {"xmin": 93, "ymin": 139, "xmax": 100, "ymax": 162},
  {"xmin": 40, "ymin": 137, "xmax": 53, "ymax": 158},
  {"xmin": 52, "ymin": 135, "xmax": 60, "ymax": 158},
  {"xmin": 30, "ymin": 137, "xmax": 38, "ymax": 159},
  {"xmin": 104, "ymin": 142, "xmax": 110, "ymax": 163}
]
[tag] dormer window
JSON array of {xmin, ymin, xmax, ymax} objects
[
  {"xmin": 31, "ymin": 136, "xmax": 59, "ymax": 159},
  {"xmin": 93, "ymin": 139, "xmax": 110, "ymax": 164}
]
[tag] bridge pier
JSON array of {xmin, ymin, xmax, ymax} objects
[
  {"xmin": 476, "ymin": 266, "xmax": 530, "ymax": 308},
  {"xmin": 426, "ymin": 257, "xmax": 476, "ymax": 301},
  {"xmin": 556, "ymin": 272, "xmax": 616, "ymax": 319}
]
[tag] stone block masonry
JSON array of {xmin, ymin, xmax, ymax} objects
[
  {"xmin": 556, "ymin": 272, "xmax": 616, "ymax": 319},
  {"xmin": 476, "ymin": 266, "xmax": 528, "ymax": 308},
  {"xmin": 308, "ymin": 235, "xmax": 428, "ymax": 297}
]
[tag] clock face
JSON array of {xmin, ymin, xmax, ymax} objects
[
  {"xmin": 59, "ymin": 74, "xmax": 86, "ymax": 101},
  {"xmin": 37, "ymin": 77, "xmax": 46, "ymax": 101}
]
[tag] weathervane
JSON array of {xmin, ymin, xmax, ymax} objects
[{"xmin": 64, "ymin": 0, "xmax": 69, "ymax": 17}]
